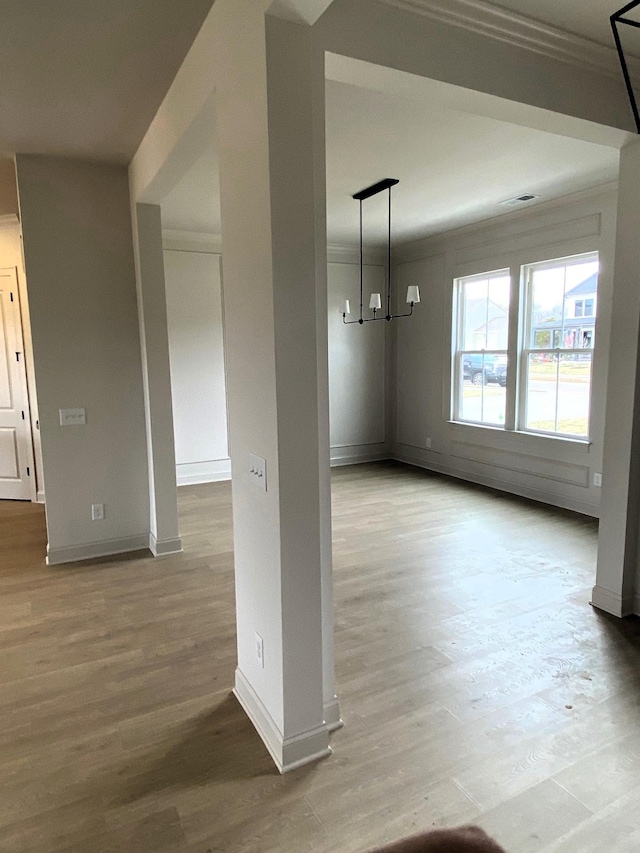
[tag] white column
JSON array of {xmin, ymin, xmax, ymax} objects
[
  {"xmin": 594, "ymin": 140, "xmax": 640, "ymax": 616},
  {"xmin": 131, "ymin": 203, "xmax": 182, "ymax": 556},
  {"xmin": 217, "ymin": 14, "xmax": 333, "ymax": 771},
  {"xmin": 311, "ymin": 42, "xmax": 341, "ymax": 731}
]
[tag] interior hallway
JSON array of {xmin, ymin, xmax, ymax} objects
[{"xmin": 1, "ymin": 464, "xmax": 640, "ymax": 852}]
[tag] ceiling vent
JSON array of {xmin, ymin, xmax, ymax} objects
[{"xmin": 499, "ymin": 193, "xmax": 540, "ymax": 207}]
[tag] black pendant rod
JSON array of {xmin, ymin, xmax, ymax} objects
[
  {"xmin": 386, "ymin": 185, "xmax": 392, "ymax": 321},
  {"xmin": 611, "ymin": 1, "xmax": 640, "ymax": 134},
  {"xmin": 359, "ymin": 199, "xmax": 364, "ymax": 324}
]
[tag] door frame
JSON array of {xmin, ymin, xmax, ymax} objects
[{"xmin": 0, "ymin": 265, "xmax": 37, "ymax": 502}]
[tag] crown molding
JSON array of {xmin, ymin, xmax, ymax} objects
[
  {"xmin": 162, "ymin": 229, "xmax": 222, "ymax": 254},
  {"xmin": 161, "ymin": 234, "xmax": 387, "ymax": 264},
  {"xmin": 376, "ymin": 0, "xmax": 635, "ymax": 79}
]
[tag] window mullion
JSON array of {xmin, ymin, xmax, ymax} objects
[
  {"xmin": 454, "ymin": 284, "xmax": 464, "ymax": 420},
  {"xmin": 518, "ymin": 267, "xmax": 531, "ymax": 433},
  {"xmin": 504, "ymin": 265, "xmax": 520, "ymax": 432}
]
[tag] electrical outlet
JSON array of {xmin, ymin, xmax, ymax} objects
[
  {"xmin": 91, "ymin": 503, "xmax": 104, "ymax": 521},
  {"xmin": 593, "ymin": 473, "xmax": 602, "ymax": 488},
  {"xmin": 425, "ymin": 437, "xmax": 432, "ymax": 449},
  {"xmin": 255, "ymin": 632, "xmax": 264, "ymax": 668}
]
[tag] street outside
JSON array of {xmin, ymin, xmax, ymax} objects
[{"xmin": 460, "ymin": 368, "xmax": 591, "ymax": 436}]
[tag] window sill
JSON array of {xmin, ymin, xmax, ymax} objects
[{"xmin": 448, "ymin": 420, "xmax": 591, "ymax": 450}]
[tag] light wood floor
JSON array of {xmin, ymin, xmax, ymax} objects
[{"xmin": 2, "ymin": 462, "xmax": 640, "ymax": 852}]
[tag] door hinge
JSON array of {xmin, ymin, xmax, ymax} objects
[
  {"xmin": 26, "ymin": 466, "xmax": 30, "ymax": 476},
  {"xmin": 10, "ymin": 292, "xmax": 14, "ymax": 302},
  {"xmin": 21, "ymin": 410, "xmax": 25, "ymax": 420},
  {"xmin": 15, "ymin": 351, "xmax": 20, "ymax": 362}
]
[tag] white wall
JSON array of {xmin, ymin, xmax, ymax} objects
[
  {"xmin": 392, "ymin": 185, "xmax": 617, "ymax": 517},
  {"xmin": 163, "ymin": 245, "xmax": 230, "ymax": 485},
  {"xmin": 328, "ymin": 258, "xmax": 387, "ymax": 465},
  {"xmin": 16, "ymin": 156, "xmax": 150, "ymax": 563}
]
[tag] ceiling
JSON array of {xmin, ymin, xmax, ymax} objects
[
  {"xmin": 161, "ymin": 79, "xmax": 620, "ymax": 248},
  {"xmin": 0, "ymin": 0, "xmax": 632, "ymax": 170},
  {"xmin": 0, "ymin": 0, "xmax": 616, "ymax": 243},
  {"xmin": 162, "ymin": 147, "xmax": 221, "ymax": 235},
  {"xmin": 0, "ymin": 0, "xmax": 215, "ymax": 162}
]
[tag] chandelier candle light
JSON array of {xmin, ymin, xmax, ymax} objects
[{"xmin": 342, "ymin": 178, "xmax": 420, "ymax": 324}]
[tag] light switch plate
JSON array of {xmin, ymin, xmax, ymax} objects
[
  {"xmin": 249, "ymin": 453, "xmax": 267, "ymax": 491},
  {"xmin": 59, "ymin": 408, "xmax": 86, "ymax": 426},
  {"xmin": 255, "ymin": 632, "xmax": 264, "ymax": 668}
]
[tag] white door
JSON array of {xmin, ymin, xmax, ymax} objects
[{"xmin": 0, "ymin": 268, "xmax": 35, "ymax": 500}]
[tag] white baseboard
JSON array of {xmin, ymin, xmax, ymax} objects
[
  {"xmin": 393, "ymin": 447, "xmax": 599, "ymax": 518},
  {"xmin": 592, "ymin": 585, "xmax": 633, "ymax": 617},
  {"xmin": 233, "ymin": 668, "xmax": 331, "ymax": 774},
  {"xmin": 176, "ymin": 459, "xmax": 231, "ymax": 486},
  {"xmin": 36, "ymin": 490, "xmax": 45, "ymax": 504},
  {"xmin": 149, "ymin": 532, "xmax": 183, "ymax": 557},
  {"xmin": 330, "ymin": 443, "xmax": 390, "ymax": 467},
  {"xmin": 46, "ymin": 534, "xmax": 149, "ymax": 566},
  {"xmin": 324, "ymin": 696, "xmax": 343, "ymax": 732}
]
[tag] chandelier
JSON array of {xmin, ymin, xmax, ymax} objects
[{"xmin": 342, "ymin": 178, "xmax": 420, "ymax": 325}]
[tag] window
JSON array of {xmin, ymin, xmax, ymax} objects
[
  {"xmin": 452, "ymin": 270, "xmax": 510, "ymax": 427},
  {"xmin": 522, "ymin": 255, "xmax": 598, "ymax": 439},
  {"xmin": 452, "ymin": 252, "xmax": 599, "ymax": 440}
]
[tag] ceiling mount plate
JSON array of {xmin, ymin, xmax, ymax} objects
[{"xmin": 352, "ymin": 178, "xmax": 399, "ymax": 201}]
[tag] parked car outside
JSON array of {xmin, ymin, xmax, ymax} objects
[
  {"xmin": 495, "ymin": 358, "xmax": 507, "ymax": 387},
  {"xmin": 463, "ymin": 354, "xmax": 507, "ymax": 387}
]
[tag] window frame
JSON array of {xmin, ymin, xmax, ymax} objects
[
  {"xmin": 518, "ymin": 252, "xmax": 598, "ymax": 441},
  {"xmin": 451, "ymin": 251, "xmax": 599, "ymax": 443},
  {"xmin": 452, "ymin": 268, "xmax": 511, "ymax": 428}
]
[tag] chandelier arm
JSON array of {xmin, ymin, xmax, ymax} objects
[
  {"xmin": 390, "ymin": 304, "xmax": 415, "ymax": 320},
  {"xmin": 611, "ymin": 5, "xmax": 640, "ymax": 134},
  {"xmin": 613, "ymin": 0, "xmax": 640, "ymax": 18}
]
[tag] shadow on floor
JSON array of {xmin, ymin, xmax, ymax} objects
[{"xmin": 113, "ymin": 693, "xmax": 307, "ymax": 805}]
